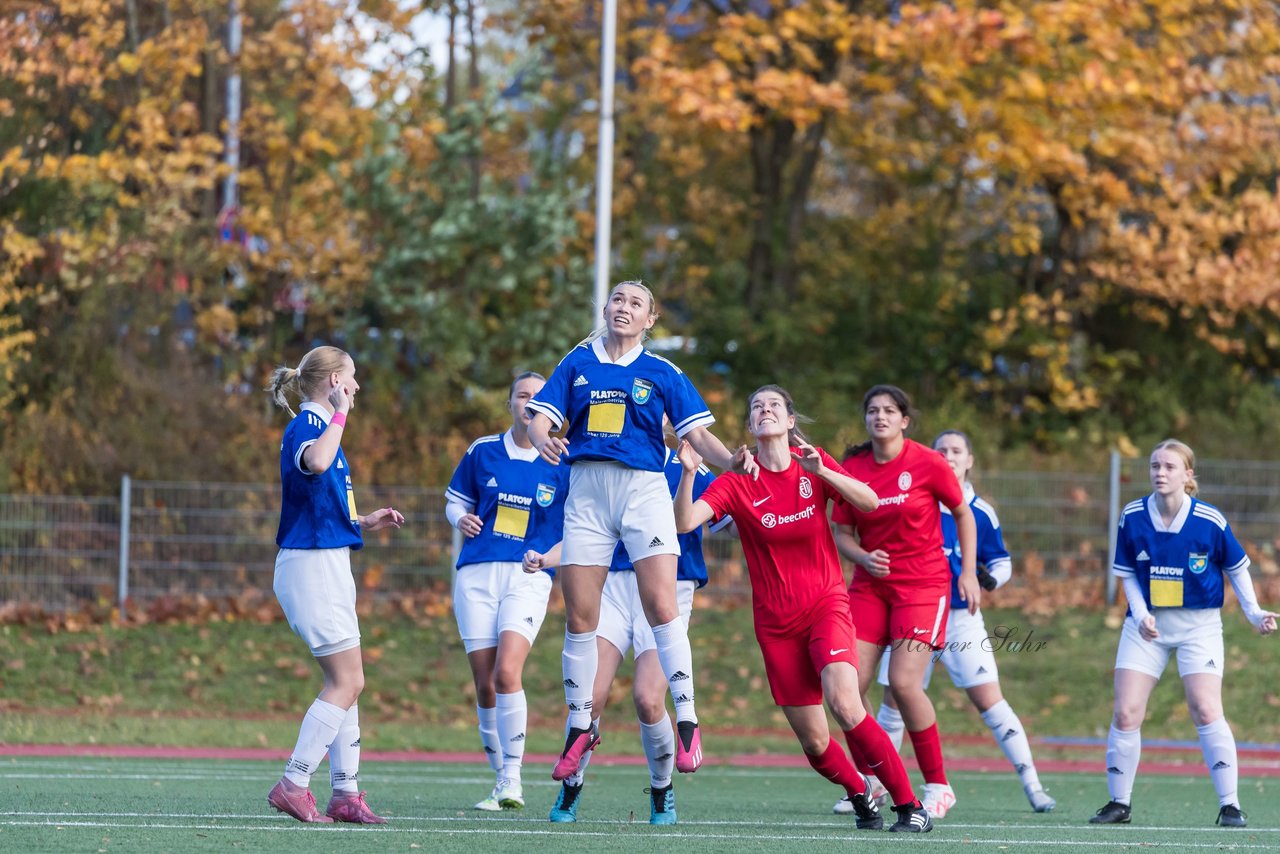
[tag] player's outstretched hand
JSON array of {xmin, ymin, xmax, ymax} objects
[
  {"xmin": 1255, "ymin": 611, "xmax": 1278, "ymax": 636},
  {"xmin": 677, "ymin": 439, "xmax": 703, "ymax": 473},
  {"xmin": 732, "ymin": 444, "xmax": 759, "ymax": 479},
  {"xmin": 535, "ymin": 435, "xmax": 569, "ymax": 465},
  {"xmin": 792, "ymin": 441, "xmax": 823, "ymax": 475},
  {"xmin": 362, "ymin": 506, "xmax": 405, "ymax": 531}
]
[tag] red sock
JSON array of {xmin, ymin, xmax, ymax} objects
[
  {"xmin": 804, "ymin": 739, "xmax": 865, "ymax": 798},
  {"xmin": 845, "ymin": 716, "xmax": 916, "ymax": 807},
  {"xmin": 843, "ymin": 731, "xmax": 875, "ymax": 776},
  {"xmin": 908, "ymin": 723, "xmax": 948, "ymax": 785}
]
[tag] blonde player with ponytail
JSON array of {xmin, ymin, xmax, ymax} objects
[{"xmin": 263, "ymin": 346, "xmax": 404, "ymax": 824}]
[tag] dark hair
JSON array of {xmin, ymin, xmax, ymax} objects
[
  {"xmin": 844, "ymin": 384, "xmax": 916, "ymax": 458},
  {"xmin": 508, "ymin": 370, "xmax": 546, "ymax": 401},
  {"xmin": 747, "ymin": 384, "xmax": 813, "ymax": 447}
]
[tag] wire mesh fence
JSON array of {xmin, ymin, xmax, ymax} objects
[{"xmin": 2, "ymin": 455, "xmax": 1279, "ymax": 611}]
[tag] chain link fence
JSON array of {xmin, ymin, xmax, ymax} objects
[{"xmin": 2, "ymin": 455, "xmax": 1279, "ymax": 611}]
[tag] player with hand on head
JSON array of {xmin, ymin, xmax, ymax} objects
[
  {"xmin": 675, "ymin": 385, "xmax": 932, "ymax": 833},
  {"xmin": 835, "ymin": 429, "xmax": 1054, "ymax": 816},
  {"xmin": 444, "ymin": 371, "xmax": 569, "ymax": 812},
  {"xmin": 264, "ymin": 345, "xmax": 405, "ymax": 824},
  {"xmin": 833, "ymin": 385, "xmax": 979, "ymax": 821},
  {"xmin": 526, "ymin": 280, "xmax": 758, "ymax": 784},
  {"xmin": 1090, "ymin": 439, "xmax": 1277, "ymax": 828}
]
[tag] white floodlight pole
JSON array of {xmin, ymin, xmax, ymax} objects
[
  {"xmin": 224, "ymin": 0, "xmax": 242, "ymax": 212},
  {"xmin": 592, "ymin": 0, "xmax": 617, "ymax": 326}
]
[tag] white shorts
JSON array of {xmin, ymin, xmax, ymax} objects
[
  {"xmin": 453, "ymin": 562, "xmax": 554, "ymax": 654},
  {"xmin": 876, "ymin": 608, "xmax": 999, "ymax": 690},
  {"xmin": 597, "ymin": 574, "xmax": 696, "ymax": 658},
  {"xmin": 1114, "ymin": 610, "xmax": 1225, "ymax": 680},
  {"xmin": 562, "ymin": 462, "xmax": 680, "ymax": 567},
  {"xmin": 273, "ymin": 547, "xmax": 361, "ymax": 658}
]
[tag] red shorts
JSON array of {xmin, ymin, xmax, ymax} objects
[
  {"xmin": 847, "ymin": 577, "xmax": 950, "ymax": 650},
  {"xmin": 757, "ymin": 599, "xmax": 860, "ymax": 707}
]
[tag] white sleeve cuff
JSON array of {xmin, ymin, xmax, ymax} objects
[
  {"xmin": 1227, "ymin": 567, "xmax": 1267, "ymax": 627},
  {"xmin": 1122, "ymin": 575, "xmax": 1152, "ymax": 623},
  {"xmin": 445, "ymin": 499, "xmax": 473, "ymax": 530}
]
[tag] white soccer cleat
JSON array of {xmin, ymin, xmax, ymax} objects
[
  {"xmin": 1025, "ymin": 784, "xmax": 1056, "ymax": 813},
  {"xmin": 495, "ymin": 779, "xmax": 525, "ymax": 809},
  {"xmin": 921, "ymin": 782, "xmax": 956, "ymax": 819},
  {"xmin": 833, "ymin": 795, "xmax": 854, "ymax": 815},
  {"xmin": 474, "ymin": 785, "xmax": 503, "ymax": 811}
]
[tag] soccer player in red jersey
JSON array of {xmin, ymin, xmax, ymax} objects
[
  {"xmin": 674, "ymin": 384, "xmax": 932, "ymax": 833},
  {"xmin": 832, "ymin": 384, "xmax": 979, "ymax": 820}
]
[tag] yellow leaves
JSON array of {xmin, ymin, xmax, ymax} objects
[{"xmin": 116, "ymin": 52, "xmax": 140, "ymax": 75}]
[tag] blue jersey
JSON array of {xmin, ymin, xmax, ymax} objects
[
  {"xmin": 445, "ymin": 430, "xmax": 569, "ymax": 575},
  {"xmin": 940, "ymin": 486, "xmax": 1011, "ymax": 609},
  {"xmin": 526, "ymin": 337, "xmax": 715, "ymax": 472},
  {"xmin": 610, "ymin": 449, "xmax": 716, "ymax": 587},
  {"xmin": 1113, "ymin": 494, "xmax": 1249, "ymax": 611},
  {"xmin": 276, "ymin": 402, "xmax": 363, "ymax": 550}
]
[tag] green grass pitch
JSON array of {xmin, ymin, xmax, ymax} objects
[{"xmin": 1, "ymin": 757, "xmax": 1276, "ymax": 852}]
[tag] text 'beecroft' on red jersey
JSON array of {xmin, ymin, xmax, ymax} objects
[
  {"xmin": 698, "ymin": 447, "xmax": 848, "ymax": 640},
  {"xmin": 832, "ymin": 439, "xmax": 962, "ymax": 587}
]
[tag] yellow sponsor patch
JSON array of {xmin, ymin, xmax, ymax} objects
[
  {"xmin": 494, "ymin": 505, "xmax": 530, "ymax": 539},
  {"xmin": 1149, "ymin": 578, "xmax": 1183, "ymax": 608},
  {"xmin": 347, "ymin": 489, "xmax": 358, "ymax": 522},
  {"xmin": 587, "ymin": 402, "xmax": 626, "ymax": 435}
]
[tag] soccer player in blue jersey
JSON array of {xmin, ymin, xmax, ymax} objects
[
  {"xmin": 1090, "ymin": 439, "xmax": 1276, "ymax": 828},
  {"xmin": 264, "ymin": 345, "xmax": 405, "ymax": 824},
  {"xmin": 526, "ymin": 280, "xmax": 758, "ymax": 781},
  {"xmin": 549, "ymin": 445, "xmax": 726, "ymax": 826},
  {"xmin": 837, "ymin": 430, "xmax": 1055, "ymax": 816},
  {"xmin": 444, "ymin": 371, "xmax": 570, "ymax": 812}
]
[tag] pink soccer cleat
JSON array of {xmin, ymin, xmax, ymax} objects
[
  {"xmin": 267, "ymin": 777, "xmax": 334, "ymax": 823},
  {"xmin": 675, "ymin": 720, "xmax": 702, "ymax": 773},
  {"xmin": 552, "ymin": 722, "xmax": 600, "ymax": 781},
  {"xmin": 326, "ymin": 790, "xmax": 387, "ymax": 824}
]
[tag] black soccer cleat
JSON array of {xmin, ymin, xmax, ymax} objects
[
  {"xmin": 849, "ymin": 788, "xmax": 884, "ymax": 831},
  {"xmin": 1216, "ymin": 804, "xmax": 1247, "ymax": 827},
  {"xmin": 888, "ymin": 800, "xmax": 933, "ymax": 833},
  {"xmin": 1089, "ymin": 800, "xmax": 1132, "ymax": 824}
]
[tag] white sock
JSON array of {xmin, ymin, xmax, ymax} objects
[
  {"xmin": 981, "ymin": 700, "xmax": 1041, "ymax": 790},
  {"xmin": 284, "ymin": 698, "xmax": 346, "ymax": 787},
  {"xmin": 876, "ymin": 703, "xmax": 905, "ymax": 752},
  {"xmin": 1105, "ymin": 724, "xmax": 1141, "ymax": 805},
  {"xmin": 640, "ymin": 717, "xmax": 675, "ymax": 788},
  {"xmin": 477, "ymin": 704, "xmax": 503, "ymax": 777},
  {"xmin": 328, "ymin": 704, "xmax": 361, "ymax": 794},
  {"xmin": 651, "ymin": 618, "xmax": 697, "ymax": 723},
  {"xmin": 496, "ymin": 691, "xmax": 528, "ymax": 784},
  {"xmin": 563, "ymin": 630, "xmax": 597, "ymax": 730},
  {"xmin": 565, "ymin": 718, "xmax": 597, "ymax": 787},
  {"xmin": 1196, "ymin": 717, "xmax": 1239, "ymax": 807}
]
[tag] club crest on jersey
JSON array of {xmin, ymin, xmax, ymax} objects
[
  {"xmin": 898, "ymin": 471, "xmax": 912, "ymax": 491},
  {"xmin": 799, "ymin": 476, "xmax": 813, "ymax": 499},
  {"xmin": 1188, "ymin": 553, "xmax": 1208, "ymax": 574},
  {"xmin": 536, "ymin": 483, "xmax": 556, "ymax": 507},
  {"xmin": 631, "ymin": 377, "xmax": 654, "ymax": 405}
]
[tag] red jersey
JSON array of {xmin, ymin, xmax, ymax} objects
[
  {"xmin": 699, "ymin": 447, "xmax": 848, "ymax": 639},
  {"xmin": 832, "ymin": 439, "xmax": 962, "ymax": 587}
]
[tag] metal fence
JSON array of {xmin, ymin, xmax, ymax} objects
[{"xmin": 2, "ymin": 454, "xmax": 1279, "ymax": 611}]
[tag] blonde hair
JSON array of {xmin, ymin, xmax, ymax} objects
[
  {"xmin": 266, "ymin": 345, "xmax": 351, "ymax": 417},
  {"xmin": 1152, "ymin": 438, "xmax": 1199, "ymax": 497},
  {"xmin": 576, "ymin": 280, "xmax": 659, "ymax": 348}
]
